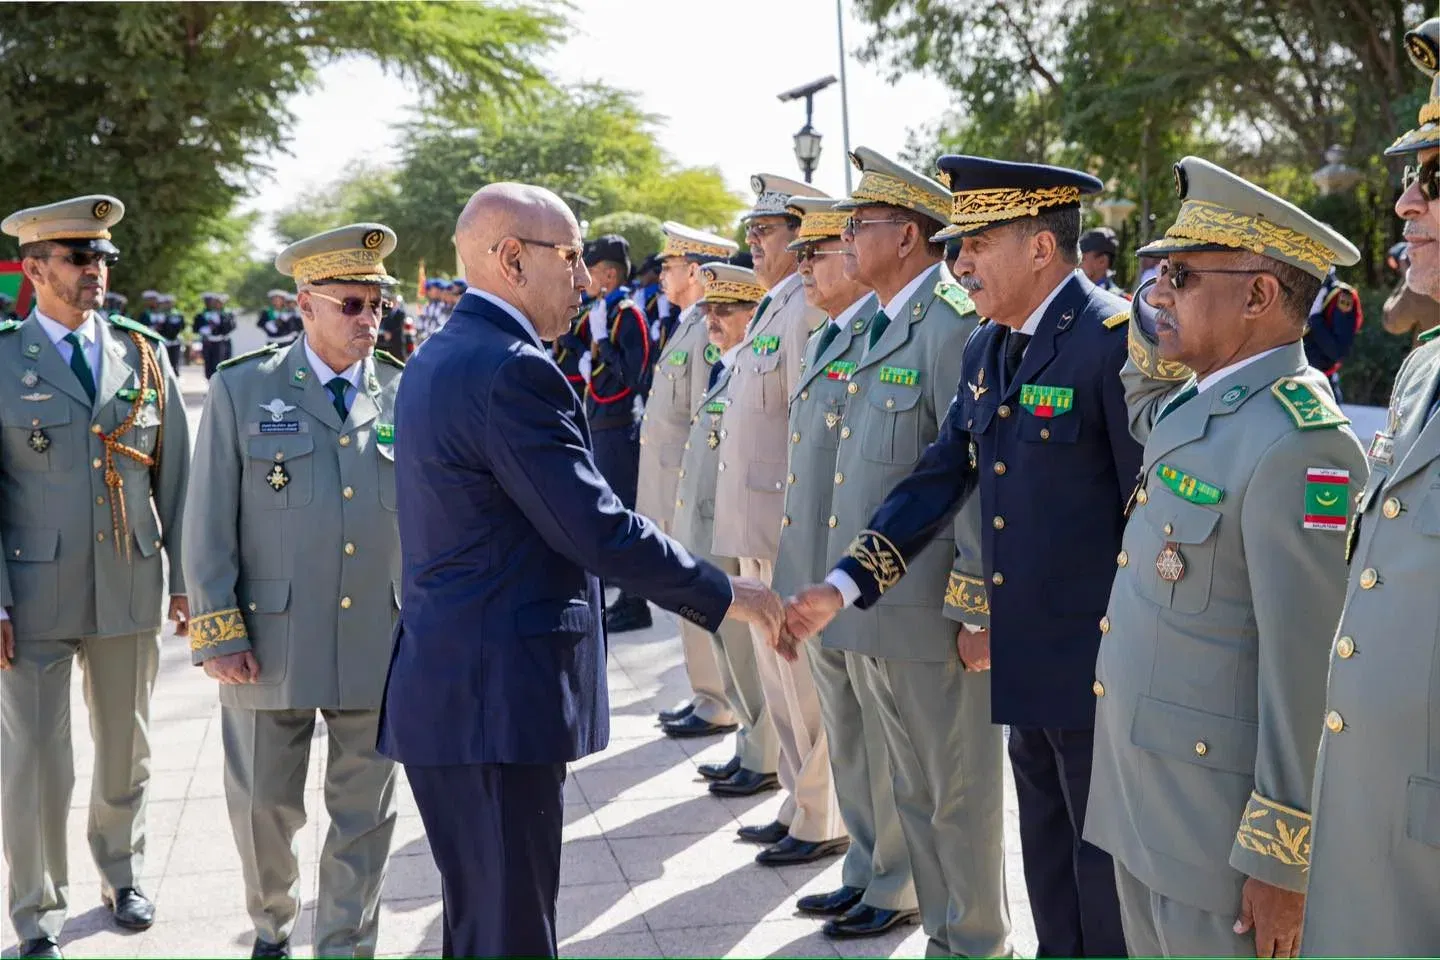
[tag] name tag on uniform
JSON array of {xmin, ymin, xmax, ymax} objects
[
  {"xmin": 259, "ymin": 421, "xmax": 301, "ymax": 434},
  {"xmin": 1368, "ymin": 430, "xmax": 1394, "ymax": 465},
  {"xmin": 752, "ymin": 335, "xmax": 780, "ymax": 356},
  {"xmin": 878, "ymin": 366, "xmax": 919, "ymax": 387}
]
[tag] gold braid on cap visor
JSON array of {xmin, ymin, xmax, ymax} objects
[
  {"xmin": 851, "ymin": 171, "xmax": 947, "ymax": 217},
  {"xmin": 795, "ymin": 211, "xmax": 850, "ymax": 241},
  {"xmin": 291, "ymin": 248, "xmax": 387, "ymax": 285},
  {"xmin": 702, "ymin": 280, "xmax": 766, "ymax": 303},
  {"xmin": 662, "ymin": 236, "xmax": 734, "ymax": 259},
  {"xmin": 949, "ymin": 186, "xmax": 1081, "ymax": 226},
  {"xmin": 1158, "ymin": 199, "xmax": 1334, "ymax": 274}
]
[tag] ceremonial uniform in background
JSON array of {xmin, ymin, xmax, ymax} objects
[
  {"xmin": 183, "ymin": 225, "xmax": 407, "ymax": 958},
  {"xmin": 152, "ymin": 296, "xmax": 186, "ymax": 370},
  {"xmin": 553, "ymin": 297, "xmax": 591, "ymax": 395},
  {"xmin": 1301, "ymin": 268, "xmax": 1363, "ymax": 402},
  {"xmin": 1084, "ymin": 158, "xmax": 1366, "ymax": 956},
  {"xmin": 0, "ymin": 196, "xmax": 191, "ymax": 954},
  {"xmin": 1304, "ymin": 22, "xmax": 1440, "ymax": 954},
  {"xmin": 258, "ymin": 291, "xmax": 294, "ymax": 346},
  {"xmin": 194, "ymin": 294, "xmax": 236, "ymax": 379}
]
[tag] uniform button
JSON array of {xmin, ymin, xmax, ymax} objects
[
  {"xmin": 31, "ymin": 418, "xmax": 39, "ymax": 427},
  {"xmin": 992, "ymin": 515, "xmax": 1005, "ymax": 530},
  {"xmin": 1335, "ymin": 636, "xmax": 1355, "ymax": 658},
  {"xmin": 967, "ymin": 418, "xmax": 975, "ymax": 428},
  {"xmin": 153, "ymin": 539, "xmax": 162, "ymax": 549},
  {"xmin": 847, "ymin": 383, "xmax": 858, "ymax": 395},
  {"xmin": 1040, "ymin": 427, "xmax": 1051, "ymax": 440},
  {"xmin": 720, "ymin": 429, "xmax": 728, "ymax": 439},
  {"xmin": 1136, "ymin": 488, "xmax": 1149, "ymax": 505},
  {"xmin": 998, "ymin": 405, "xmax": 1011, "ymax": 418},
  {"xmin": 840, "ymin": 426, "xmax": 852, "ymax": 439},
  {"xmin": 639, "ymin": 437, "xmax": 647, "ymax": 446},
  {"xmin": 787, "ymin": 473, "xmax": 796, "ymax": 485},
  {"xmin": 676, "ymin": 498, "xmax": 684, "ymax": 507},
  {"xmin": 248, "ymin": 602, "xmax": 257, "ymax": 612},
  {"xmin": 885, "ymin": 398, "xmax": 896, "ymax": 409},
  {"xmin": 782, "ymin": 515, "xmax": 792, "ymax": 527},
  {"xmin": 1325, "ymin": 710, "xmax": 1344, "ymax": 733},
  {"xmin": 92, "ymin": 457, "xmax": 102, "ymax": 469},
  {"xmin": 642, "ymin": 413, "xmax": 649, "ymax": 422},
  {"xmin": 274, "ymin": 452, "xmax": 284, "ymax": 462},
  {"xmin": 91, "ymin": 424, "xmax": 102, "ymax": 434},
  {"xmin": 993, "ymin": 461, "xmax": 1007, "ymax": 476},
  {"xmin": 834, "ymin": 472, "xmax": 844, "ymax": 485},
  {"xmin": 96, "ymin": 531, "xmax": 104, "ymax": 542},
  {"xmin": 718, "ymin": 462, "xmax": 726, "ymax": 472},
  {"xmin": 1099, "ymin": 616, "xmax": 1110, "ymax": 634},
  {"xmin": 1383, "ymin": 497, "xmax": 1403, "ymax": 519},
  {"xmin": 96, "ymin": 496, "xmax": 105, "ymax": 505},
  {"xmin": 774, "ymin": 481, "xmax": 782, "ymax": 490},
  {"xmin": 344, "ymin": 542, "xmax": 356, "ymax": 556},
  {"xmin": 792, "ymin": 432, "xmax": 802, "ymax": 443},
  {"xmin": 800, "ymin": 390, "xmax": 809, "ymax": 401},
  {"xmin": 340, "ymin": 596, "xmax": 352, "ymax": 610},
  {"xmin": 343, "ymin": 486, "xmax": 354, "ymax": 500},
  {"xmin": 678, "ymin": 469, "xmax": 686, "ymax": 479},
  {"xmin": 991, "ymin": 571, "xmax": 1004, "ymax": 585},
  {"xmin": 684, "ymin": 442, "xmax": 691, "ymax": 450},
  {"xmin": 339, "ymin": 435, "xmax": 351, "ymax": 447},
  {"xmin": 1194, "ymin": 741, "xmax": 1208, "ymax": 757},
  {"xmin": 827, "ymin": 515, "xmax": 838, "ymax": 528},
  {"xmin": 1117, "ymin": 550, "xmax": 1129, "ymax": 567},
  {"xmin": 1358, "ymin": 568, "xmax": 1379, "ymax": 589},
  {"xmin": 1163, "ymin": 522, "xmax": 1173, "ymax": 535},
  {"xmin": 1093, "ymin": 680, "xmax": 1105, "ymax": 697}
]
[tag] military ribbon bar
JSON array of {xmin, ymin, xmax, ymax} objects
[
  {"xmin": 825, "ymin": 360, "xmax": 857, "ymax": 381},
  {"xmin": 668, "ymin": 350, "xmax": 689, "ymax": 365},
  {"xmin": 878, "ymin": 366, "xmax": 919, "ymax": 387},
  {"xmin": 375, "ymin": 423, "xmax": 396, "ymax": 445},
  {"xmin": 1156, "ymin": 463, "xmax": 1225, "ymax": 505},
  {"xmin": 704, "ymin": 400, "xmax": 727, "ymax": 414},
  {"xmin": 752, "ymin": 335, "xmax": 781, "ymax": 355},
  {"xmin": 1303, "ymin": 467, "xmax": 1350, "ymax": 531},
  {"xmin": 1019, "ymin": 383, "xmax": 1074, "ymax": 418}
]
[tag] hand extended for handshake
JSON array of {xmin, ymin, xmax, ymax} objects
[{"xmin": 726, "ymin": 580, "xmax": 848, "ymax": 663}]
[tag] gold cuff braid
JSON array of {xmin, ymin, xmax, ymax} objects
[
  {"xmin": 1127, "ymin": 322, "xmax": 1191, "ymax": 382},
  {"xmin": 189, "ymin": 607, "xmax": 248, "ymax": 652},
  {"xmin": 1235, "ymin": 790, "xmax": 1311, "ymax": 870},
  {"xmin": 845, "ymin": 529, "xmax": 906, "ymax": 594},
  {"xmin": 944, "ymin": 572, "xmax": 989, "ymax": 616}
]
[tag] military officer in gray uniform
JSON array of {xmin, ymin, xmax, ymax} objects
[
  {"xmin": 782, "ymin": 148, "xmax": 1007, "ymax": 958},
  {"xmin": 670, "ymin": 264, "xmax": 782, "ymax": 798},
  {"xmin": 1303, "ymin": 20, "xmax": 1440, "ymax": 956},
  {"xmin": 1084, "ymin": 158, "xmax": 1367, "ymax": 958},
  {"xmin": 772, "ymin": 195, "xmax": 923, "ymax": 934},
  {"xmin": 183, "ymin": 224, "xmax": 406, "ymax": 959},
  {"xmin": 0, "ymin": 195, "xmax": 191, "ymax": 960},
  {"xmin": 636, "ymin": 221, "xmax": 740, "ymax": 733}
]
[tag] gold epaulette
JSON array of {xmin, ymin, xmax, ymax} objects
[
  {"xmin": 374, "ymin": 348, "xmax": 405, "ymax": 368},
  {"xmin": 1271, "ymin": 378, "xmax": 1349, "ymax": 430},
  {"xmin": 217, "ymin": 343, "xmax": 279, "ymax": 371},
  {"xmin": 944, "ymin": 572, "xmax": 989, "ymax": 617},
  {"xmin": 1102, "ymin": 310, "xmax": 1127, "ymax": 330}
]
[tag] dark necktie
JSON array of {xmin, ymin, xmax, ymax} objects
[
  {"xmin": 708, "ymin": 360, "xmax": 724, "ymax": 390},
  {"xmin": 325, "ymin": 377, "xmax": 350, "ymax": 422},
  {"xmin": 746, "ymin": 295, "xmax": 773, "ymax": 336},
  {"xmin": 814, "ymin": 322, "xmax": 841, "ymax": 361},
  {"xmin": 867, "ymin": 309, "xmax": 891, "ymax": 350},
  {"xmin": 1002, "ymin": 330, "xmax": 1030, "ymax": 390},
  {"xmin": 1157, "ymin": 383, "xmax": 1199, "ymax": 423},
  {"xmin": 63, "ymin": 332, "xmax": 96, "ymax": 402}
]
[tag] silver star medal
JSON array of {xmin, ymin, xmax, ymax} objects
[
  {"xmin": 21, "ymin": 370, "xmax": 38, "ymax": 388},
  {"xmin": 259, "ymin": 398, "xmax": 297, "ymax": 423}
]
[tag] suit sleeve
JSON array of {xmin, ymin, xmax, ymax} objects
[
  {"xmin": 1122, "ymin": 311, "xmax": 1192, "ymax": 445},
  {"xmin": 589, "ymin": 303, "xmax": 651, "ymax": 404},
  {"xmin": 1229, "ymin": 427, "xmax": 1368, "ymax": 891},
  {"xmin": 1101, "ymin": 330, "xmax": 1144, "ymax": 512},
  {"xmin": 151, "ymin": 340, "xmax": 192, "ymax": 595},
  {"xmin": 180, "ymin": 373, "xmax": 252, "ymax": 664},
  {"xmin": 936, "ymin": 320, "xmax": 989, "ymax": 628},
  {"xmin": 486, "ymin": 350, "xmax": 732, "ymax": 629}
]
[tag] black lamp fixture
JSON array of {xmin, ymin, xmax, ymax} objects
[{"xmin": 778, "ymin": 76, "xmax": 837, "ymax": 184}]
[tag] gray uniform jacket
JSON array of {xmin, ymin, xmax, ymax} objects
[
  {"xmin": 1086, "ymin": 327, "xmax": 1366, "ymax": 917},
  {"xmin": 0, "ymin": 314, "xmax": 189, "ymax": 639},
  {"xmin": 637, "ymin": 305, "xmax": 712, "ymax": 528},
  {"xmin": 182, "ymin": 339, "xmax": 403, "ymax": 711},
  {"xmin": 672, "ymin": 364, "xmax": 737, "ymax": 575}
]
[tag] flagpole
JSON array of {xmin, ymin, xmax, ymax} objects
[{"xmin": 836, "ymin": 0, "xmax": 854, "ymax": 194}]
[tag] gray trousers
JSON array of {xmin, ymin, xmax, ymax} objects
[
  {"xmin": 858, "ymin": 655, "xmax": 1011, "ymax": 958},
  {"xmin": 708, "ymin": 615, "xmax": 780, "ymax": 780},
  {"xmin": 1114, "ymin": 860, "xmax": 1251, "ymax": 957},
  {"xmin": 2, "ymin": 631, "xmax": 160, "ymax": 941},
  {"xmin": 809, "ymin": 642, "xmax": 916, "ymax": 911},
  {"xmin": 222, "ymin": 706, "xmax": 397, "ymax": 957}
]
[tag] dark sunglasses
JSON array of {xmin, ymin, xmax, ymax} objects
[
  {"xmin": 795, "ymin": 247, "xmax": 846, "ymax": 263},
  {"xmin": 309, "ymin": 291, "xmax": 393, "ymax": 316},
  {"xmin": 1159, "ymin": 261, "xmax": 1291, "ymax": 294},
  {"xmin": 1402, "ymin": 156, "xmax": 1440, "ymax": 202},
  {"xmin": 46, "ymin": 250, "xmax": 118, "ymax": 268}
]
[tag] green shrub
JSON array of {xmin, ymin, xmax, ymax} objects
[{"xmin": 587, "ymin": 212, "xmax": 664, "ymax": 264}]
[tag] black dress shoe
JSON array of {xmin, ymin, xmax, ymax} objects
[
  {"xmin": 796, "ymin": 884, "xmax": 865, "ymax": 916},
  {"xmin": 605, "ymin": 596, "xmax": 653, "ymax": 633},
  {"xmin": 103, "ymin": 886, "xmax": 155, "ymax": 930},
  {"xmin": 251, "ymin": 937, "xmax": 291, "ymax": 959},
  {"xmin": 698, "ymin": 755, "xmax": 742, "ymax": 782},
  {"xmin": 756, "ymin": 834, "xmax": 850, "ymax": 865},
  {"xmin": 18, "ymin": 937, "xmax": 62, "ymax": 959},
  {"xmin": 823, "ymin": 903, "xmax": 921, "ymax": 939},
  {"xmin": 657, "ymin": 701, "xmax": 695, "ymax": 723},
  {"xmin": 707, "ymin": 768, "xmax": 779, "ymax": 796},
  {"xmin": 736, "ymin": 819, "xmax": 789, "ymax": 844},
  {"xmin": 661, "ymin": 713, "xmax": 738, "ymax": 739}
]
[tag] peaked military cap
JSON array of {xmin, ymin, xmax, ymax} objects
[
  {"xmin": 584, "ymin": 234, "xmax": 631, "ymax": 275},
  {"xmin": 932, "ymin": 156, "xmax": 1102, "ymax": 241},
  {"xmin": 697, "ymin": 262, "xmax": 766, "ymax": 305},
  {"xmin": 1388, "ymin": 17, "xmax": 1440, "ymax": 156},
  {"xmin": 266, "ymin": 288, "xmax": 287, "ymax": 299},
  {"xmin": 1139, "ymin": 156, "xmax": 1360, "ymax": 279},
  {"xmin": 835, "ymin": 146, "xmax": 952, "ymax": 226},
  {"xmin": 201, "ymin": 291, "xmax": 223, "ymax": 301},
  {"xmin": 141, "ymin": 289, "xmax": 159, "ymax": 300},
  {"xmin": 786, "ymin": 196, "xmax": 851, "ymax": 249},
  {"xmin": 2, "ymin": 194, "xmax": 124, "ymax": 254},
  {"xmin": 660, "ymin": 221, "xmax": 739, "ymax": 262},
  {"xmin": 1080, "ymin": 227, "xmax": 1119, "ymax": 257},
  {"xmin": 742, "ymin": 174, "xmax": 827, "ymax": 222},
  {"xmin": 275, "ymin": 222, "xmax": 400, "ymax": 286}
]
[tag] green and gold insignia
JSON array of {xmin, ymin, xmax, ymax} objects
[
  {"xmin": 824, "ymin": 360, "xmax": 857, "ymax": 381},
  {"xmin": 116, "ymin": 387, "xmax": 158, "ymax": 403},
  {"xmin": 292, "ymin": 366, "xmax": 308, "ymax": 383},
  {"xmin": 107, "ymin": 315, "xmax": 167, "ymax": 344},
  {"xmin": 0, "ymin": 319, "xmax": 22, "ymax": 334},
  {"xmin": 1156, "ymin": 463, "xmax": 1224, "ymax": 505},
  {"xmin": 934, "ymin": 281, "xmax": 976, "ymax": 317},
  {"xmin": 852, "ymin": 316, "xmax": 867, "ymax": 333},
  {"xmin": 668, "ymin": 350, "xmax": 689, "ymax": 365},
  {"xmin": 25, "ymin": 342, "xmax": 41, "ymax": 356},
  {"xmin": 218, "ymin": 344, "xmax": 279, "ymax": 371},
  {"xmin": 374, "ymin": 348, "xmax": 405, "ymax": 368},
  {"xmin": 376, "ymin": 423, "xmax": 395, "ymax": 445},
  {"xmin": 878, "ymin": 366, "xmax": 919, "ymax": 387},
  {"xmin": 752, "ymin": 335, "xmax": 781, "ymax": 355},
  {"xmin": 1019, "ymin": 383, "xmax": 1074, "ymax": 418},
  {"xmin": 1420, "ymin": 326, "xmax": 1440, "ymax": 345},
  {"xmin": 1221, "ymin": 385, "xmax": 1249, "ymax": 405},
  {"xmin": 704, "ymin": 399, "xmax": 726, "ymax": 414},
  {"xmin": 1303, "ymin": 467, "xmax": 1349, "ymax": 531},
  {"xmin": 703, "ymin": 343, "xmax": 721, "ymax": 364},
  {"xmin": 1101, "ymin": 311, "xmax": 1127, "ymax": 330},
  {"xmin": 1271, "ymin": 378, "xmax": 1348, "ymax": 430}
]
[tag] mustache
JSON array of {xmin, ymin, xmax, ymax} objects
[
  {"xmin": 957, "ymin": 274, "xmax": 983, "ymax": 292},
  {"xmin": 1403, "ymin": 227, "xmax": 1436, "ymax": 243}
]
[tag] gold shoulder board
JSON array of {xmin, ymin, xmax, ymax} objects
[
  {"xmin": 933, "ymin": 281, "xmax": 976, "ymax": 317},
  {"xmin": 1102, "ymin": 310, "xmax": 1127, "ymax": 329}
]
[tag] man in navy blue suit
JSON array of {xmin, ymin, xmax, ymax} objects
[
  {"xmin": 376, "ymin": 183, "xmax": 783, "ymax": 959},
  {"xmin": 784, "ymin": 157, "xmax": 1140, "ymax": 958}
]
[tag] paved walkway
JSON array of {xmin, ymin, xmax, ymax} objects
[{"xmin": 1, "ymin": 365, "xmax": 1038, "ymax": 958}]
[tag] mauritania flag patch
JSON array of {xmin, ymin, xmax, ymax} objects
[{"xmin": 1303, "ymin": 467, "xmax": 1350, "ymax": 531}]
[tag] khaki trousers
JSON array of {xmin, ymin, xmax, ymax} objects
[
  {"xmin": 740, "ymin": 556, "xmax": 840, "ymax": 842},
  {"xmin": 1113, "ymin": 860, "xmax": 1251, "ymax": 957},
  {"xmin": 2, "ymin": 631, "xmax": 160, "ymax": 941},
  {"xmin": 676, "ymin": 619, "xmax": 737, "ymax": 725},
  {"xmin": 222, "ymin": 706, "xmax": 397, "ymax": 957}
]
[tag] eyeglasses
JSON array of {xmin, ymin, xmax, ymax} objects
[
  {"xmin": 795, "ymin": 247, "xmax": 847, "ymax": 264},
  {"xmin": 1159, "ymin": 261, "xmax": 1290, "ymax": 294},
  {"xmin": 308, "ymin": 291, "xmax": 393, "ymax": 316},
  {"xmin": 1402, "ymin": 156, "xmax": 1439, "ymax": 202},
  {"xmin": 745, "ymin": 221, "xmax": 786, "ymax": 240},
  {"xmin": 44, "ymin": 250, "xmax": 118, "ymax": 268},
  {"xmin": 843, "ymin": 217, "xmax": 907, "ymax": 234},
  {"xmin": 489, "ymin": 237, "xmax": 585, "ymax": 269}
]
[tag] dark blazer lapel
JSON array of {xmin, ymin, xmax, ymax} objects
[{"xmin": 1005, "ymin": 274, "xmax": 1087, "ymax": 401}]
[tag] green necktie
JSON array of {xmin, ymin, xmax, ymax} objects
[
  {"xmin": 325, "ymin": 377, "xmax": 350, "ymax": 422},
  {"xmin": 746, "ymin": 295, "xmax": 773, "ymax": 336},
  {"xmin": 1157, "ymin": 383, "xmax": 1199, "ymax": 423},
  {"xmin": 813, "ymin": 322, "xmax": 841, "ymax": 361},
  {"xmin": 63, "ymin": 332, "xmax": 95, "ymax": 402},
  {"xmin": 868, "ymin": 309, "xmax": 892, "ymax": 349}
]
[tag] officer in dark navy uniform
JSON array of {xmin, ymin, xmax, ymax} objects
[
  {"xmin": 153, "ymin": 294, "xmax": 186, "ymax": 368},
  {"xmin": 786, "ymin": 156, "xmax": 1139, "ymax": 958},
  {"xmin": 552, "ymin": 293, "xmax": 592, "ymax": 395},
  {"xmin": 1302, "ymin": 266, "xmax": 1363, "ymax": 401},
  {"xmin": 580, "ymin": 235, "xmax": 656, "ymax": 632}
]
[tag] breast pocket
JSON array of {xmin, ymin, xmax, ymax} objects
[
  {"xmin": 4, "ymin": 402, "xmax": 73, "ymax": 472},
  {"xmin": 1140, "ymin": 489, "xmax": 1220, "ymax": 614},
  {"xmin": 1017, "ymin": 408, "xmax": 1082, "ymax": 444},
  {"xmin": 376, "ymin": 441, "xmax": 397, "ymax": 511},
  {"xmin": 860, "ymin": 384, "xmax": 923, "ymax": 465},
  {"xmin": 4, "ymin": 527, "xmax": 59, "ymax": 632},
  {"xmin": 663, "ymin": 363, "xmax": 692, "ymax": 410},
  {"xmin": 246, "ymin": 434, "xmax": 315, "ymax": 508},
  {"xmin": 743, "ymin": 351, "xmax": 784, "ymax": 413}
]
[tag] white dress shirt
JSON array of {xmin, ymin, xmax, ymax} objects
[
  {"xmin": 1193, "ymin": 345, "xmax": 1287, "ymax": 396},
  {"xmin": 303, "ymin": 337, "xmax": 363, "ymax": 410},
  {"xmin": 880, "ymin": 263, "xmax": 942, "ymax": 324},
  {"xmin": 36, "ymin": 309, "xmax": 102, "ymax": 389}
]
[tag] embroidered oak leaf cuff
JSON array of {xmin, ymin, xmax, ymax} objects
[
  {"xmin": 188, "ymin": 607, "xmax": 252, "ymax": 663},
  {"xmin": 1231, "ymin": 790, "xmax": 1312, "ymax": 893},
  {"xmin": 943, "ymin": 571, "xmax": 990, "ymax": 627},
  {"xmin": 1127, "ymin": 312, "xmax": 1190, "ymax": 382},
  {"xmin": 843, "ymin": 530, "xmax": 907, "ymax": 598}
]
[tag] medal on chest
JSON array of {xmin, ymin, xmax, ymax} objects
[
  {"xmin": 27, "ymin": 427, "xmax": 49, "ymax": 453},
  {"xmin": 266, "ymin": 461, "xmax": 290, "ymax": 492},
  {"xmin": 1155, "ymin": 542, "xmax": 1186, "ymax": 582}
]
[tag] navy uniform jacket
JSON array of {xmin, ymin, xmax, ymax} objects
[
  {"xmin": 553, "ymin": 297, "xmax": 590, "ymax": 393},
  {"xmin": 836, "ymin": 273, "xmax": 1138, "ymax": 728},
  {"xmin": 585, "ymin": 287, "xmax": 651, "ymax": 428},
  {"xmin": 377, "ymin": 292, "xmax": 732, "ymax": 767}
]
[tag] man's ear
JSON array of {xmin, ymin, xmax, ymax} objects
[
  {"xmin": 19, "ymin": 257, "xmax": 44, "ymax": 286},
  {"xmin": 1030, "ymin": 229, "xmax": 1057, "ymax": 271},
  {"xmin": 1245, "ymin": 273, "xmax": 1284, "ymax": 318}
]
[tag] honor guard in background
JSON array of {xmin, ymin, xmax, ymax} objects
[
  {"xmin": 781, "ymin": 148, "xmax": 1009, "ymax": 958},
  {"xmin": 258, "ymin": 289, "xmax": 291, "ymax": 345},
  {"xmin": 194, "ymin": 291, "xmax": 235, "ymax": 378},
  {"xmin": 0, "ymin": 293, "xmax": 20, "ymax": 323},
  {"xmin": 136, "ymin": 290, "xmax": 161, "ymax": 329},
  {"xmin": 183, "ymin": 224, "xmax": 407, "ymax": 959},
  {"xmin": 1304, "ymin": 20, "xmax": 1440, "ymax": 955},
  {"xmin": 637, "ymin": 221, "xmax": 741, "ymax": 733},
  {"xmin": 0, "ymin": 195, "xmax": 191, "ymax": 960},
  {"xmin": 102, "ymin": 291, "xmax": 129, "ymax": 320},
  {"xmin": 152, "ymin": 294, "xmax": 185, "ymax": 369},
  {"xmin": 773, "ymin": 195, "xmax": 921, "ymax": 931},
  {"xmin": 1301, "ymin": 267, "xmax": 1363, "ymax": 401},
  {"xmin": 669, "ymin": 263, "xmax": 781, "ymax": 796},
  {"xmin": 1084, "ymin": 158, "xmax": 1365, "ymax": 958},
  {"xmin": 580, "ymin": 234, "xmax": 655, "ymax": 632},
  {"xmin": 1079, "ymin": 227, "xmax": 1125, "ymax": 295},
  {"xmin": 553, "ymin": 291, "xmax": 592, "ymax": 395}
]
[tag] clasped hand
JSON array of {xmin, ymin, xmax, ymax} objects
[{"xmin": 729, "ymin": 580, "xmax": 844, "ymax": 662}]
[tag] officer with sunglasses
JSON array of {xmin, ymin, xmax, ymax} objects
[
  {"xmin": 1303, "ymin": 17, "xmax": 1440, "ymax": 956},
  {"xmin": 0, "ymin": 194, "xmax": 192, "ymax": 960},
  {"xmin": 183, "ymin": 223, "xmax": 407, "ymax": 959}
]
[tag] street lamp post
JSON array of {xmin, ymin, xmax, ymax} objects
[
  {"xmin": 1312, "ymin": 145, "xmax": 1363, "ymax": 196},
  {"xmin": 778, "ymin": 76, "xmax": 837, "ymax": 184}
]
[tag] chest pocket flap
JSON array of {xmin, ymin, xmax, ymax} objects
[
  {"xmin": 246, "ymin": 433, "xmax": 315, "ymax": 462},
  {"xmin": 1130, "ymin": 695, "xmax": 1257, "ymax": 774},
  {"xmin": 5, "ymin": 527, "xmax": 59, "ymax": 563},
  {"xmin": 14, "ymin": 403, "xmax": 73, "ymax": 430},
  {"xmin": 1144, "ymin": 492, "xmax": 1220, "ymax": 544},
  {"xmin": 239, "ymin": 578, "xmax": 292, "ymax": 614},
  {"xmin": 868, "ymin": 382, "xmax": 922, "ymax": 415},
  {"xmin": 960, "ymin": 398, "xmax": 995, "ymax": 436}
]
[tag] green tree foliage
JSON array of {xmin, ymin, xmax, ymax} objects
[
  {"xmin": 272, "ymin": 163, "xmax": 398, "ymax": 247},
  {"xmin": 0, "ymin": 1, "xmax": 559, "ymax": 301},
  {"xmin": 587, "ymin": 213, "xmax": 665, "ymax": 264}
]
